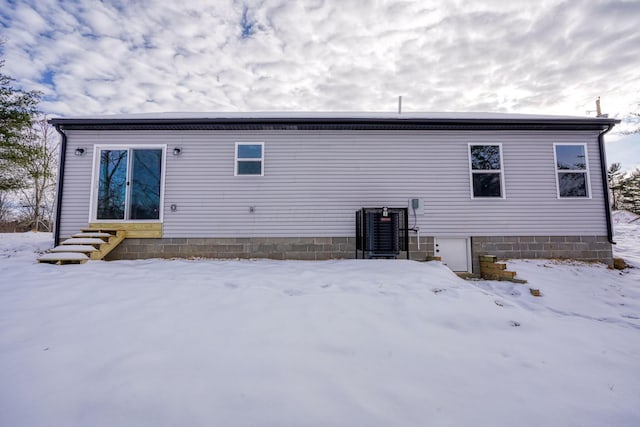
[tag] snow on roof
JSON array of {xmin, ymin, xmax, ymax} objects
[{"xmin": 49, "ymin": 111, "xmax": 619, "ymax": 124}]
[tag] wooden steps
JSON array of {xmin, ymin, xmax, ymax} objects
[
  {"xmin": 72, "ymin": 232, "xmax": 114, "ymax": 238},
  {"xmin": 38, "ymin": 228, "xmax": 126, "ymax": 264},
  {"xmin": 61, "ymin": 237, "xmax": 107, "ymax": 245},
  {"xmin": 38, "ymin": 252, "xmax": 89, "ymax": 265},
  {"xmin": 479, "ymin": 255, "xmax": 526, "ymax": 283},
  {"xmin": 50, "ymin": 245, "xmax": 98, "ymax": 253}
]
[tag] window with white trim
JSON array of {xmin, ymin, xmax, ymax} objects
[
  {"xmin": 554, "ymin": 143, "xmax": 589, "ymax": 198},
  {"xmin": 469, "ymin": 144, "xmax": 504, "ymax": 198},
  {"xmin": 235, "ymin": 142, "xmax": 264, "ymax": 176}
]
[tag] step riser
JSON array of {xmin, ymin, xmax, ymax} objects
[
  {"xmin": 72, "ymin": 233, "xmax": 114, "ymax": 239},
  {"xmin": 39, "ymin": 259, "xmax": 88, "ymax": 265},
  {"xmin": 50, "ymin": 245, "xmax": 98, "ymax": 254}
]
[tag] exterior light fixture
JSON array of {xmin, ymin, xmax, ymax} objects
[
  {"xmin": 75, "ymin": 148, "xmax": 85, "ymax": 156},
  {"xmin": 173, "ymin": 147, "xmax": 182, "ymax": 156}
]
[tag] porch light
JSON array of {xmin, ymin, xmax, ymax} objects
[
  {"xmin": 75, "ymin": 148, "xmax": 85, "ymax": 156},
  {"xmin": 173, "ymin": 147, "xmax": 182, "ymax": 156}
]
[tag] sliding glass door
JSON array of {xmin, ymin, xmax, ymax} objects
[
  {"xmin": 95, "ymin": 147, "xmax": 164, "ymax": 221},
  {"xmin": 129, "ymin": 149, "xmax": 163, "ymax": 219},
  {"xmin": 97, "ymin": 149, "xmax": 128, "ymax": 219}
]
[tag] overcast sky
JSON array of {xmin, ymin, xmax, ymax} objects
[{"xmin": 1, "ymin": 0, "xmax": 639, "ymax": 168}]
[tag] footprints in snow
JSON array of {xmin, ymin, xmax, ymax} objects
[
  {"xmin": 495, "ymin": 300, "xmax": 522, "ymax": 327},
  {"xmin": 223, "ymin": 281, "xmax": 333, "ymax": 296}
]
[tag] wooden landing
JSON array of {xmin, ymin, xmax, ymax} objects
[{"xmin": 86, "ymin": 222, "xmax": 162, "ymax": 238}]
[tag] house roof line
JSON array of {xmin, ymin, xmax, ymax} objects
[{"xmin": 48, "ymin": 112, "xmax": 620, "ymax": 130}]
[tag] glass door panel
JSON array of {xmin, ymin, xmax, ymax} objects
[
  {"xmin": 129, "ymin": 149, "xmax": 162, "ymax": 220},
  {"xmin": 97, "ymin": 150, "xmax": 128, "ymax": 220},
  {"xmin": 94, "ymin": 147, "xmax": 163, "ymax": 221}
]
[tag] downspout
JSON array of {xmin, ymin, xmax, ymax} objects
[
  {"xmin": 53, "ymin": 125, "xmax": 67, "ymax": 246},
  {"xmin": 598, "ymin": 123, "xmax": 615, "ymax": 244}
]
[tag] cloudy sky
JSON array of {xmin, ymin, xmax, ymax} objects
[{"xmin": 1, "ymin": 0, "xmax": 639, "ymax": 168}]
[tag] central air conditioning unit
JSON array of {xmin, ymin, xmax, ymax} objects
[{"xmin": 355, "ymin": 207, "xmax": 409, "ymax": 259}]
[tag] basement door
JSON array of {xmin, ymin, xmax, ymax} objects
[
  {"xmin": 434, "ymin": 237, "xmax": 471, "ymax": 272},
  {"xmin": 92, "ymin": 147, "xmax": 165, "ymax": 221}
]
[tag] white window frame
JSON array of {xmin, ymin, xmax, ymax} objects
[
  {"xmin": 89, "ymin": 144, "xmax": 167, "ymax": 223},
  {"xmin": 468, "ymin": 143, "xmax": 506, "ymax": 199},
  {"xmin": 234, "ymin": 142, "xmax": 264, "ymax": 176},
  {"xmin": 553, "ymin": 143, "xmax": 591, "ymax": 199}
]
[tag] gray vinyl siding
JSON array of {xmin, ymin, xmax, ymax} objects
[
  {"xmin": 59, "ymin": 140, "xmax": 93, "ymax": 240},
  {"xmin": 58, "ymin": 129, "xmax": 607, "ymax": 239}
]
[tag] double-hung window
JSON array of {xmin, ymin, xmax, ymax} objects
[
  {"xmin": 235, "ymin": 142, "xmax": 264, "ymax": 176},
  {"xmin": 554, "ymin": 143, "xmax": 590, "ymax": 198},
  {"xmin": 469, "ymin": 144, "xmax": 504, "ymax": 198}
]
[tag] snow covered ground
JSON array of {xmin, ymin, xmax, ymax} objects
[
  {"xmin": 1, "ymin": 223, "xmax": 639, "ymax": 427},
  {"xmin": 613, "ymin": 210, "xmax": 640, "ymax": 269},
  {"xmin": 612, "ymin": 209, "xmax": 640, "ymax": 225}
]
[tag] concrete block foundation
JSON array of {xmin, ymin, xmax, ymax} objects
[
  {"xmin": 107, "ymin": 235, "xmax": 435, "ymax": 261},
  {"xmin": 105, "ymin": 234, "xmax": 612, "ymax": 271},
  {"xmin": 471, "ymin": 235, "xmax": 613, "ymax": 273}
]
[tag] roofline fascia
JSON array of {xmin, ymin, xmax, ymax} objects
[{"xmin": 47, "ymin": 116, "xmax": 620, "ymax": 131}]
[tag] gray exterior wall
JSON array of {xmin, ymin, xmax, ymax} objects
[{"xmin": 59, "ymin": 129, "xmax": 607, "ymax": 241}]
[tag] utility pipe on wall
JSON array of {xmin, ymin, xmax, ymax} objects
[
  {"xmin": 598, "ymin": 123, "xmax": 615, "ymax": 244},
  {"xmin": 52, "ymin": 125, "xmax": 68, "ymax": 247}
]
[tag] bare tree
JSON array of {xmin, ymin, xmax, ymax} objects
[
  {"xmin": 17, "ymin": 116, "xmax": 58, "ymax": 231},
  {"xmin": 608, "ymin": 162, "xmax": 624, "ymax": 210},
  {"xmin": 0, "ymin": 191, "xmax": 11, "ymax": 221}
]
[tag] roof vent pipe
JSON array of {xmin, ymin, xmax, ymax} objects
[{"xmin": 398, "ymin": 96, "xmax": 402, "ymax": 114}]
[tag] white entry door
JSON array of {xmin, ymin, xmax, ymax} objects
[{"xmin": 434, "ymin": 237, "xmax": 471, "ymax": 272}]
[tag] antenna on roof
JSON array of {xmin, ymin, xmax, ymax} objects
[{"xmin": 398, "ymin": 96, "xmax": 402, "ymax": 114}]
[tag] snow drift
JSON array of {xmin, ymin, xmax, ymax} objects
[{"xmin": 0, "ymin": 224, "xmax": 639, "ymax": 427}]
